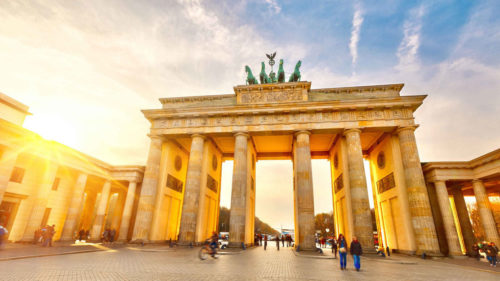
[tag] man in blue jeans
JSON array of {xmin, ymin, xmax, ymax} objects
[{"xmin": 350, "ymin": 236, "xmax": 363, "ymax": 271}]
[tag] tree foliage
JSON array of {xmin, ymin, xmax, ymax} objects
[
  {"xmin": 218, "ymin": 206, "xmax": 279, "ymax": 235},
  {"xmin": 315, "ymin": 212, "xmax": 335, "ymax": 237}
]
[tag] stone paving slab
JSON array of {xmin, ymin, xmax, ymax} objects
[{"xmin": 0, "ymin": 242, "xmax": 116, "ymax": 261}]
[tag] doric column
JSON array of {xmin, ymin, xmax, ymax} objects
[
  {"xmin": 451, "ymin": 188, "xmax": 475, "ymax": 256},
  {"xmin": 131, "ymin": 136, "xmax": 163, "ymax": 241},
  {"xmin": 0, "ymin": 148, "xmax": 18, "ymax": 204},
  {"xmin": 434, "ymin": 181, "xmax": 462, "ymax": 256},
  {"xmin": 91, "ymin": 180, "xmax": 111, "ymax": 239},
  {"xmin": 293, "ymin": 131, "xmax": 316, "ymax": 250},
  {"xmin": 22, "ymin": 164, "xmax": 59, "ymax": 241},
  {"xmin": 178, "ymin": 134, "xmax": 206, "ymax": 244},
  {"xmin": 343, "ymin": 129, "xmax": 374, "ymax": 251},
  {"xmin": 61, "ymin": 173, "xmax": 88, "ymax": 241},
  {"xmin": 397, "ymin": 126, "xmax": 440, "ymax": 254},
  {"xmin": 118, "ymin": 181, "xmax": 137, "ymax": 242},
  {"xmin": 473, "ymin": 179, "xmax": 500, "ymax": 245},
  {"xmin": 229, "ymin": 132, "xmax": 249, "ymax": 247}
]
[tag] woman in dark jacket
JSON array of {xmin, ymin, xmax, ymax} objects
[{"xmin": 350, "ymin": 236, "xmax": 363, "ymax": 271}]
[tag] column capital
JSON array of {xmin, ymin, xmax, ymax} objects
[
  {"xmin": 148, "ymin": 134, "xmax": 165, "ymax": 140},
  {"xmin": 472, "ymin": 179, "xmax": 483, "ymax": 184},
  {"xmin": 191, "ymin": 133, "xmax": 206, "ymax": 140},
  {"xmin": 343, "ymin": 128, "xmax": 362, "ymax": 136},
  {"xmin": 234, "ymin": 132, "xmax": 250, "ymax": 138},
  {"xmin": 395, "ymin": 125, "xmax": 419, "ymax": 134},
  {"xmin": 294, "ymin": 130, "xmax": 311, "ymax": 137}
]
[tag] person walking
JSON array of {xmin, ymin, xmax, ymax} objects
[
  {"xmin": 331, "ymin": 238, "xmax": 337, "ymax": 258},
  {"xmin": 281, "ymin": 235, "xmax": 285, "ymax": 247},
  {"xmin": 472, "ymin": 243, "xmax": 480, "ymax": 261},
  {"xmin": 338, "ymin": 234, "xmax": 347, "ymax": 270},
  {"xmin": 0, "ymin": 224, "xmax": 8, "ymax": 250},
  {"xmin": 350, "ymin": 236, "xmax": 363, "ymax": 272},
  {"xmin": 276, "ymin": 235, "xmax": 280, "ymax": 251},
  {"xmin": 264, "ymin": 234, "xmax": 268, "ymax": 250},
  {"xmin": 486, "ymin": 242, "xmax": 498, "ymax": 267}
]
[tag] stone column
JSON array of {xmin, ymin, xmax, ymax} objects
[
  {"xmin": 22, "ymin": 164, "xmax": 59, "ymax": 241},
  {"xmin": 343, "ymin": 129, "xmax": 374, "ymax": 251},
  {"xmin": 178, "ymin": 134, "xmax": 205, "ymax": 244},
  {"xmin": 397, "ymin": 126, "xmax": 440, "ymax": 255},
  {"xmin": 61, "ymin": 173, "xmax": 88, "ymax": 241},
  {"xmin": 229, "ymin": 132, "xmax": 249, "ymax": 247},
  {"xmin": 473, "ymin": 179, "xmax": 500, "ymax": 245},
  {"xmin": 131, "ymin": 136, "xmax": 163, "ymax": 242},
  {"xmin": 91, "ymin": 180, "xmax": 111, "ymax": 240},
  {"xmin": 0, "ymin": 148, "xmax": 18, "ymax": 204},
  {"xmin": 118, "ymin": 181, "xmax": 137, "ymax": 242},
  {"xmin": 293, "ymin": 131, "xmax": 316, "ymax": 250},
  {"xmin": 451, "ymin": 188, "xmax": 475, "ymax": 256},
  {"xmin": 434, "ymin": 181, "xmax": 462, "ymax": 256}
]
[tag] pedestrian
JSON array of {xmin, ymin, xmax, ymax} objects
[
  {"xmin": 377, "ymin": 243, "xmax": 386, "ymax": 257},
  {"xmin": 276, "ymin": 235, "xmax": 280, "ymax": 251},
  {"xmin": 350, "ymin": 236, "xmax": 363, "ymax": 271},
  {"xmin": 102, "ymin": 229, "xmax": 109, "ymax": 244},
  {"xmin": 486, "ymin": 242, "xmax": 498, "ymax": 267},
  {"xmin": 259, "ymin": 234, "xmax": 263, "ymax": 246},
  {"xmin": 331, "ymin": 238, "xmax": 337, "ymax": 258},
  {"xmin": 48, "ymin": 225, "xmax": 56, "ymax": 247},
  {"xmin": 41, "ymin": 225, "xmax": 49, "ymax": 247},
  {"xmin": 110, "ymin": 229, "xmax": 116, "ymax": 243},
  {"xmin": 78, "ymin": 229, "xmax": 85, "ymax": 242},
  {"xmin": 0, "ymin": 224, "xmax": 8, "ymax": 249},
  {"xmin": 281, "ymin": 235, "xmax": 285, "ymax": 247},
  {"xmin": 472, "ymin": 243, "xmax": 480, "ymax": 261},
  {"xmin": 338, "ymin": 234, "xmax": 347, "ymax": 270},
  {"xmin": 264, "ymin": 235, "xmax": 268, "ymax": 250}
]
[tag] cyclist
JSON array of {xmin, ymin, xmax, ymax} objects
[{"xmin": 210, "ymin": 232, "xmax": 219, "ymax": 258}]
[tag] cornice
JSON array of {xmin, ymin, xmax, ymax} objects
[{"xmin": 142, "ymin": 95, "xmax": 426, "ymax": 120}]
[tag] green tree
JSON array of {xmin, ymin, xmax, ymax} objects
[
  {"xmin": 315, "ymin": 212, "xmax": 335, "ymax": 237},
  {"xmin": 218, "ymin": 206, "xmax": 230, "ymax": 232}
]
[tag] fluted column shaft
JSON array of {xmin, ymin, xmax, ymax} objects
[
  {"xmin": 118, "ymin": 181, "xmax": 137, "ymax": 241},
  {"xmin": 344, "ymin": 129, "xmax": 374, "ymax": 250},
  {"xmin": 397, "ymin": 126, "xmax": 440, "ymax": 254},
  {"xmin": 61, "ymin": 173, "xmax": 88, "ymax": 240},
  {"xmin": 293, "ymin": 131, "xmax": 316, "ymax": 250},
  {"xmin": 451, "ymin": 188, "xmax": 475, "ymax": 255},
  {"xmin": 229, "ymin": 133, "xmax": 249, "ymax": 247},
  {"xmin": 22, "ymin": 164, "xmax": 59, "ymax": 241},
  {"xmin": 0, "ymin": 148, "xmax": 18, "ymax": 204},
  {"xmin": 131, "ymin": 136, "xmax": 163, "ymax": 241},
  {"xmin": 178, "ymin": 134, "xmax": 205, "ymax": 244},
  {"xmin": 434, "ymin": 181, "xmax": 462, "ymax": 256},
  {"xmin": 473, "ymin": 179, "xmax": 500, "ymax": 245},
  {"xmin": 91, "ymin": 180, "xmax": 111, "ymax": 239}
]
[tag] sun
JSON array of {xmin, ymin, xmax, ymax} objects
[{"xmin": 23, "ymin": 113, "xmax": 79, "ymax": 148}]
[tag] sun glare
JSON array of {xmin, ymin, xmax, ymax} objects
[{"xmin": 24, "ymin": 114, "xmax": 79, "ymax": 148}]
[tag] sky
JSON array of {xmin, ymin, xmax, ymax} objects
[{"xmin": 1, "ymin": 0, "xmax": 499, "ymax": 229}]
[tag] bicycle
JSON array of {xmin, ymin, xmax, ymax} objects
[{"xmin": 199, "ymin": 239, "xmax": 218, "ymax": 260}]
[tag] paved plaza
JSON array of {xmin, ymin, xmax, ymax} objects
[{"xmin": 1, "ymin": 244, "xmax": 499, "ymax": 281}]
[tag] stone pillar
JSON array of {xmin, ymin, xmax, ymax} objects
[
  {"xmin": 229, "ymin": 132, "xmax": 249, "ymax": 247},
  {"xmin": 61, "ymin": 173, "xmax": 88, "ymax": 241},
  {"xmin": 178, "ymin": 134, "xmax": 205, "ymax": 244},
  {"xmin": 451, "ymin": 188, "xmax": 475, "ymax": 256},
  {"xmin": 0, "ymin": 148, "xmax": 18, "ymax": 204},
  {"xmin": 293, "ymin": 131, "xmax": 316, "ymax": 250},
  {"xmin": 434, "ymin": 181, "xmax": 462, "ymax": 256},
  {"xmin": 131, "ymin": 136, "xmax": 163, "ymax": 242},
  {"xmin": 91, "ymin": 180, "xmax": 111, "ymax": 240},
  {"xmin": 118, "ymin": 181, "xmax": 137, "ymax": 242},
  {"xmin": 343, "ymin": 129, "xmax": 374, "ymax": 251},
  {"xmin": 473, "ymin": 179, "xmax": 500, "ymax": 245},
  {"xmin": 397, "ymin": 126, "xmax": 440, "ymax": 255},
  {"xmin": 22, "ymin": 164, "xmax": 59, "ymax": 241}
]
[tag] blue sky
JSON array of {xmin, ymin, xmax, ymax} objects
[{"xmin": 0, "ymin": 0, "xmax": 499, "ymax": 228}]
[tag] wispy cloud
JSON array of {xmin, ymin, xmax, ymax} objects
[
  {"xmin": 349, "ymin": 3, "xmax": 364, "ymax": 68},
  {"xmin": 396, "ymin": 5, "xmax": 425, "ymax": 71},
  {"xmin": 264, "ymin": 0, "xmax": 281, "ymax": 14}
]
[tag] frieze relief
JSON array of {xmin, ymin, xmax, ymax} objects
[
  {"xmin": 238, "ymin": 88, "xmax": 305, "ymax": 104},
  {"xmin": 152, "ymin": 108, "xmax": 412, "ymax": 129}
]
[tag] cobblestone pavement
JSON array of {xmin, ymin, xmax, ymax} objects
[{"xmin": 1, "ymin": 244, "xmax": 498, "ymax": 280}]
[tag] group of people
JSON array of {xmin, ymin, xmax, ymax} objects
[
  {"xmin": 34, "ymin": 225, "xmax": 56, "ymax": 247},
  {"xmin": 331, "ymin": 234, "xmax": 363, "ymax": 271},
  {"xmin": 101, "ymin": 228, "xmax": 117, "ymax": 244},
  {"xmin": 254, "ymin": 234, "xmax": 294, "ymax": 251},
  {"xmin": 77, "ymin": 229, "xmax": 90, "ymax": 241},
  {"xmin": 473, "ymin": 241, "xmax": 498, "ymax": 267}
]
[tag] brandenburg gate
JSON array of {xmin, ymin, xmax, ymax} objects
[{"xmin": 131, "ymin": 75, "xmax": 442, "ymax": 254}]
